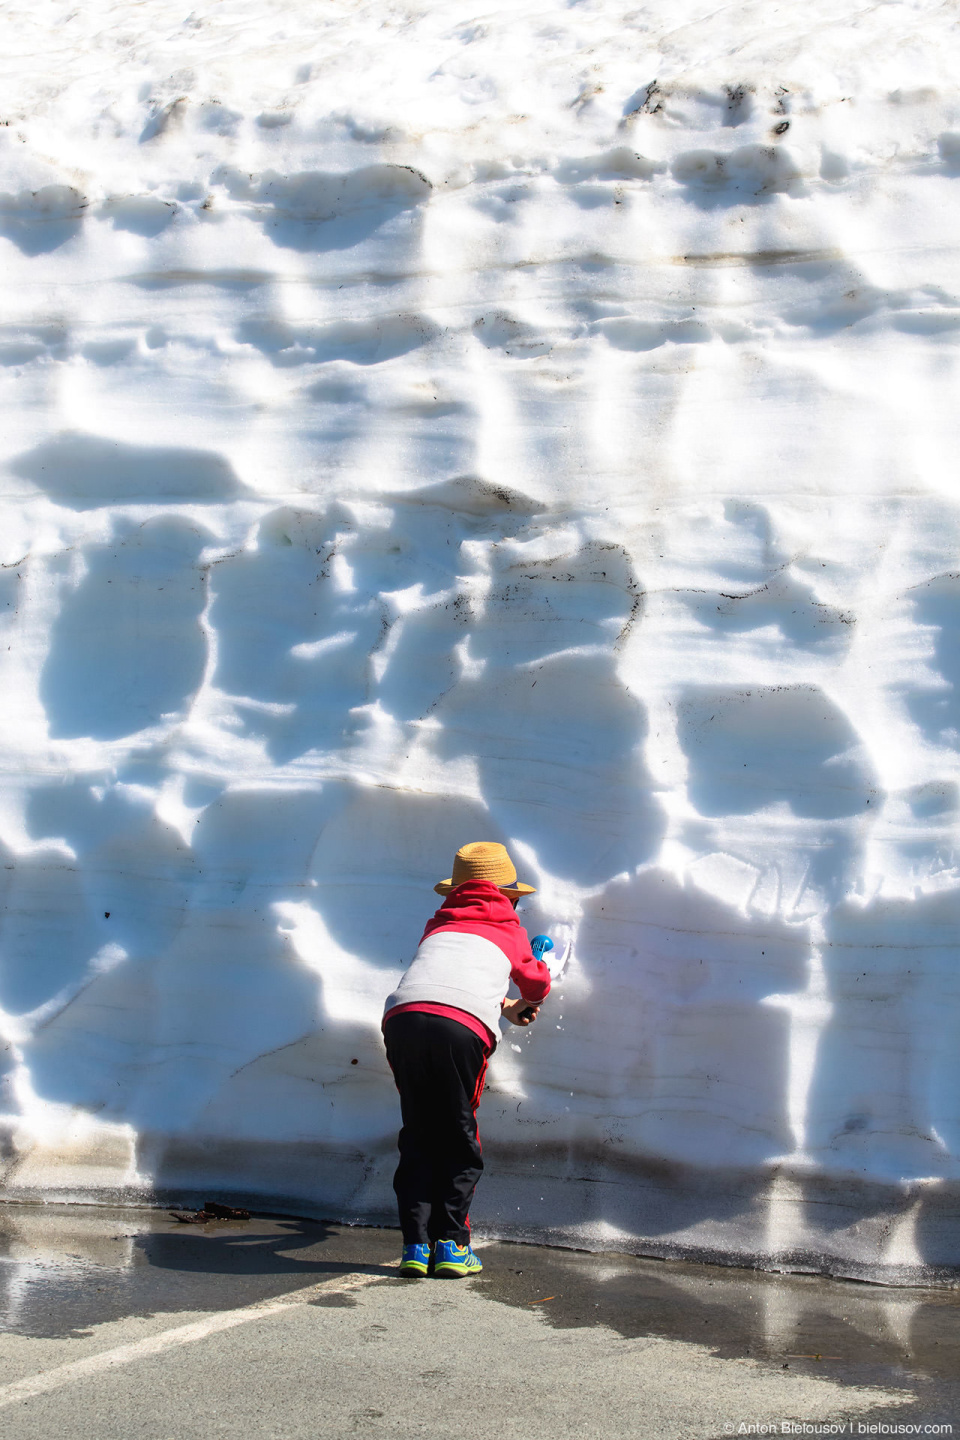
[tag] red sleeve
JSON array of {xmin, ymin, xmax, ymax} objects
[{"xmin": 510, "ymin": 930, "xmax": 551, "ymax": 1003}]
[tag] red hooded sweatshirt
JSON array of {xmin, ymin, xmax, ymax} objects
[{"xmin": 383, "ymin": 880, "xmax": 552, "ymax": 1049}]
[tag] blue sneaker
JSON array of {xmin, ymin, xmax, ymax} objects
[
  {"xmin": 399, "ymin": 1242, "xmax": 431, "ymax": 1276},
  {"xmin": 433, "ymin": 1240, "xmax": 483, "ymax": 1277}
]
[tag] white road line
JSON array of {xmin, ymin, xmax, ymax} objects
[{"xmin": 0, "ymin": 1270, "xmax": 384, "ymax": 1410}]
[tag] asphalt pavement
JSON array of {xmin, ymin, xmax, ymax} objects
[{"xmin": 0, "ymin": 1204, "xmax": 957, "ymax": 1439}]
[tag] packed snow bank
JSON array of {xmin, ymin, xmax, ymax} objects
[{"xmin": 1, "ymin": 0, "xmax": 960, "ymax": 1282}]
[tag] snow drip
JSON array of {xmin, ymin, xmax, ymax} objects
[{"xmin": 1, "ymin": 0, "xmax": 960, "ymax": 1283}]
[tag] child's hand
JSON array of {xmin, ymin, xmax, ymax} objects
[{"xmin": 502, "ymin": 998, "xmax": 540, "ymax": 1027}]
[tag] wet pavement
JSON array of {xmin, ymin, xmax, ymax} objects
[
  {"xmin": 0, "ymin": 1204, "xmax": 957, "ymax": 1438},
  {"xmin": 0, "ymin": 1205, "xmax": 393, "ymax": 1340}
]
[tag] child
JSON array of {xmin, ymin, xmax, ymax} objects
[{"xmin": 382, "ymin": 841, "xmax": 551, "ymax": 1277}]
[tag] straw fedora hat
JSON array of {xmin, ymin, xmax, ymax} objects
[{"xmin": 435, "ymin": 841, "xmax": 536, "ymax": 897}]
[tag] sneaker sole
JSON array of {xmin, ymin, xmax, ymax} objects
[
  {"xmin": 398, "ymin": 1263, "xmax": 429, "ymax": 1277},
  {"xmin": 434, "ymin": 1264, "xmax": 482, "ymax": 1278}
]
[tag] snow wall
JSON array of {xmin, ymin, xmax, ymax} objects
[{"xmin": 1, "ymin": 0, "xmax": 960, "ymax": 1285}]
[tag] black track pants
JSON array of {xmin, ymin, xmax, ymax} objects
[{"xmin": 383, "ymin": 1011, "xmax": 489, "ymax": 1246}]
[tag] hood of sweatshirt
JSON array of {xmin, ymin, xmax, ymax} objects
[{"xmin": 421, "ymin": 879, "xmax": 525, "ymax": 942}]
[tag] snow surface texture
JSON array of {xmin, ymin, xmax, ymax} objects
[{"xmin": 1, "ymin": 0, "xmax": 960, "ymax": 1282}]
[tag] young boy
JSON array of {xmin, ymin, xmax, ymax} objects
[{"xmin": 382, "ymin": 841, "xmax": 551, "ymax": 1277}]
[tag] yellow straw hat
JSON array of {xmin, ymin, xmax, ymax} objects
[{"xmin": 435, "ymin": 841, "xmax": 536, "ymax": 897}]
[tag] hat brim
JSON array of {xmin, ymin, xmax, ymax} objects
[{"xmin": 434, "ymin": 878, "xmax": 537, "ymax": 897}]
